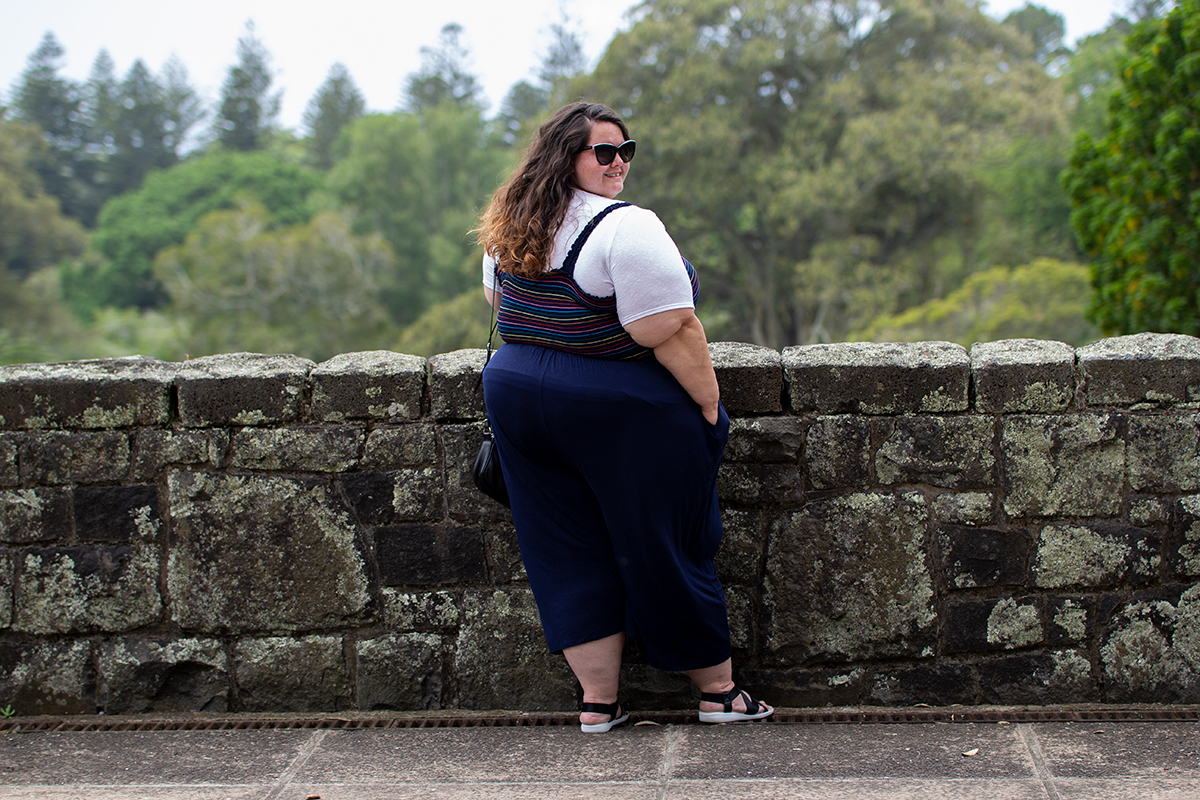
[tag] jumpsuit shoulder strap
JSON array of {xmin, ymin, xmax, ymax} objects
[{"xmin": 560, "ymin": 202, "xmax": 632, "ymax": 278}]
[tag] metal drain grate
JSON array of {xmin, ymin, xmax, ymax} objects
[{"xmin": 2, "ymin": 706, "xmax": 1198, "ymax": 733}]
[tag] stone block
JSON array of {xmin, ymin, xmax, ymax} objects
[
  {"xmin": 715, "ymin": 507, "xmax": 765, "ymax": 587},
  {"xmin": 942, "ymin": 595, "xmax": 1044, "ymax": 653},
  {"xmin": 784, "ymin": 341, "xmax": 969, "ymax": 414},
  {"xmin": 939, "ymin": 525, "xmax": 1030, "ymax": 589},
  {"xmin": 1130, "ymin": 496, "xmax": 1172, "ymax": 526},
  {"xmin": 0, "ymin": 435, "xmax": 17, "ymax": 486},
  {"xmin": 804, "ymin": 415, "xmax": 871, "ymax": 489},
  {"xmin": 228, "ymin": 425, "xmax": 363, "ymax": 472},
  {"xmin": 483, "ymin": 523, "xmax": 525, "ymax": 584},
  {"xmin": 764, "ymin": 492, "xmax": 937, "ymax": 662},
  {"xmin": 311, "ymin": 351, "xmax": 427, "ymax": 422},
  {"xmin": 1033, "ymin": 522, "xmax": 1161, "ymax": 588},
  {"xmin": 453, "ymin": 588, "xmax": 577, "ymax": 711},
  {"xmin": 375, "ymin": 524, "xmax": 487, "ymax": 586},
  {"xmin": 167, "ymin": 472, "xmax": 369, "ymax": 632},
  {"xmin": 0, "ymin": 356, "xmax": 176, "ymax": 430},
  {"xmin": 1170, "ymin": 495, "xmax": 1200, "ymax": 578},
  {"xmin": 74, "ymin": 485, "xmax": 162, "ymax": 543},
  {"xmin": 0, "ymin": 551, "xmax": 11, "ymax": 628},
  {"xmin": 710, "ymin": 341, "xmax": 783, "ymax": 414},
  {"xmin": 724, "ymin": 417, "xmax": 803, "ymax": 463},
  {"xmin": 234, "ymin": 636, "xmax": 353, "ymax": 712},
  {"xmin": 98, "ymin": 637, "xmax": 228, "ymax": 714},
  {"xmin": 1099, "ymin": 585, "xmax": 1200, "ymax": 703},
  {"xmin": 0, "ymin": 488, "xmax": 72, "ymax": 543},
  {"xmin": 361, "ymin": 425, "xmax": 439, "ymax": 468},
  {"xmin": 1127, "ymin": 414, "xmax": 1200, "ymax": 492},
  {"xmin": 20, "ymin": 431, "xmax": 130, "ymax": 485},
  {"xmin": 176, "ymin": 353, "xmax": 313, "ymax": 428},
  {"xmin": 342, "ymin": 467, "xmax": 444, "ymax": 524},
  {"xmin": 971, "ymin": 339, "xmax": 1075, "ymax": 413},
  {"xmin": 1079, "ymin": 332, "xmax": 1200, "ymax": 406},
  {"xmin": 0, "ymin": 640, "xmax": 95, "ymax": 714},
  {"xmin": 718, "ymin": 462, "xmax": 802, "ymax": 505},
  {"xmin": 977, "ymin": 650, "xmax": 1098, "ymax": 704},
  {"xmin": 1002, "ymin": 414, "xmax": 1124, "ymax": 518},
  {"xmin": 441, "ymin": 423, "xmax": 509, "ymax": 522},
  {"xmin": 1047, "ymin": 595, "xmax": 1095, "ymax": 646},
  {"xmin": 932, "ymin": 492, "xmax": 994, "ymax": 526},
  {"xmin": 131, "ymin": 429, "xmax": 228, "ymax": 479},
  {"xmin": 429, "ymin": 349, "xmax": 486, "ymax": 421},
  {"xmin": 875, "ymin": 415, "xmax": 994, "ymax": 488},
  {"xmin": 17, "ymin": 544, "xmax": 162, "ymax": 633},
  {"xmin": 356, "ymin": 633, "xmax": 444, "ymax": 711},
  {"xmin": 868, "ymin": 662, "xmax": 978, "ymax": 706},
  {"xmin": 381, "ymin": 589, "xmax": 461, "ymax": 631},
  {"xmin": 735, "ymin": 665, "xmax": 871, "ymax": 708}
]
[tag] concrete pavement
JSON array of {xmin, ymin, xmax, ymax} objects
[{"xmin": 1, "ymin": 710, "xmax": 1198, "ymax": 799}]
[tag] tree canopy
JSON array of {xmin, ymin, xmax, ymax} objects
[{"xmin": 1064, "ymin": 0, "xmax": 1200, "ymax": 335}]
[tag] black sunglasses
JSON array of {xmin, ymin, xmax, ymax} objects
[{"xmin": 580, "ymin": 140, "xmax": 636, "ymax": 165}]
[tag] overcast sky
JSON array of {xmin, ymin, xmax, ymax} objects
[{"xmin": 0, "ymin": 0, "xmax": 1132, "ymax": 132}]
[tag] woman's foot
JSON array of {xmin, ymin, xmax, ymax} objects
[
  {"xmin": 698, "ymin": 685, "xmax": 774, "ymax": 723},
  {"xmin": 580, "ymin": 701, "xmax": 629, "ymax": 733}
]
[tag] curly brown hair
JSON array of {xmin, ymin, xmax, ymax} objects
[{"xmin": 477, "ymin": 102, "xmax": 630, "ymax": 278}]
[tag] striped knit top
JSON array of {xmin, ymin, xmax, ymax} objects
[{"xmin": 494, "ymin": 202, "xmax": 699, "ymax": 360}]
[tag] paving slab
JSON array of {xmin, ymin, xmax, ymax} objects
[{"xmin": 0, "ymin": 717, "xmax": 1197, "ymax": 800}]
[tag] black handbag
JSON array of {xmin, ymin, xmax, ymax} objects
[{"xmin": 472, "ymin": 289, "xmax": 510, "ymax": 507}]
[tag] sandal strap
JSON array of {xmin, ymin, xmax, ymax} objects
[
  {"xmin": 580, "ymin": 701, "xmax": 621, "ymax": 718},
  {"xmin": 699, "ymin": 685, "xmax": 761, "ymax": 715}
]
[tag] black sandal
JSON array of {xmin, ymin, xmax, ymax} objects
[
  {"xmin": 580, "ymin": 701, "xmax": 630, "ymax": 733},
  {"xmin": 698, "ymin": 685, "xmax": 774, "ymax": 723}
]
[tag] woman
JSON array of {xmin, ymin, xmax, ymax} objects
[{"xmin": 477, "ymin": 102, "xmax": 772, "ymax": 732}]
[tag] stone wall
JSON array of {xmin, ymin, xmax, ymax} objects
[{"xmin": 1, "ymin": 333, "xmax": 1199, "ymax": 716}]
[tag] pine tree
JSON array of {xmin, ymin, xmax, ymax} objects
[
  {"xmin": 403, "ymin": 24, "xmax": 481, "ymax": 113},
  {"xmin": 214, "ymin": 22, "xmax": 280, "ymax": 151},
  {"xmin": 302, "ymin": 62, "xmax": 365, "ymax": 170}
]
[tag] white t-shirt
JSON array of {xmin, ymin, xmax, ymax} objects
[{"xmin": 482, "ymin": 190, "xmax": 694, "ymax": 326}]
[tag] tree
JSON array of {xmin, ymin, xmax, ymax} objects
[
  {"xmin": 1003, "ymin": 4, "xmax": 1068, "ymax": 67},
  {"xmin": 67, "ymin": 149, "xmax": 319, "ymax": 313},
  {"xmin": 215, "ymin": 22, "xmax": 281, "ymax": 150},
  {"xmin": 856, "ymin": 259, "xmax": 1100, "ymax": 346},
  {"xmin": 303, "ymin": 63, "xmax": 365, "ymax": 170},
  {"xmin": 161, "ymin": 55, "xmax": 205, "ymax": 155},
  {"xmin": 579, "ymin": 0, "xmax": 1066, "ymax": 348},
  {"xmin": 154, "ymin": 203, "xmax": 398, "ymax": 360},
  {"xmin": 0, "ymin": 118, "xmax": 87, "ymax": 277},
  {"xmin": 10, "ymin": 32, "xmax": 88, "ymax": 221},
  {"xmin": 494, "ymin": 19, "xmax": 589, "ymax": 146},
  {"xmin": 107, "ymin": 60, "xmax": 178, "ymax": 196},
  {"xmin": 403, "ymin": 23, "xmax": 482, "ymax": 112},
  {"xmin": 1064, "ymin": 0, "xmax": 1200, "ymax": 335},
  {"xmin": 326, "ymin": 107, "xmax": 509, "ymax": 326}
]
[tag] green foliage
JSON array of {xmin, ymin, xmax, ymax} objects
[
  {"xmin": 1064, "ymin": 0, "xmax": 1200, "ymax": 335},
  {"xmin": 154, "ymin": 203, "xmax": 399, "ymax": 361},
  {"xmin": 394, "ymin": 289, "xmax": 496, "ymax": 357},
  {"xmin": 580, "ymin": 0, "xmax": 1066, "ymax": 348},
  {"xmin": 303, "ymin": 63, "xmax": 365, "ymax": 170},
  {"xmin": 856, "ymin": 259, "xmax": 1101, "ymax": 346},
  {"xmin": 215, "ymin": 22, "xmax": 280, "ymax": 151},
  {"xmin": 327, "ymin": 106, "xmax": 510, "ymax": 326},
  {"xmin": 0, "ymin": 119, "xmax": 87, "ymax": 277},
  {"xmin": 72, "ymin": 149, "xmax": 319, "ymax": 313}
]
